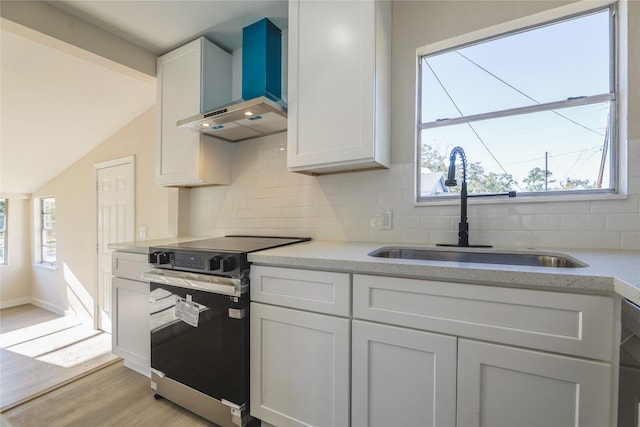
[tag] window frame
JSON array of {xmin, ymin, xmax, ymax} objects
[
  {"xmin": 415, "ymin": 4, "xmax": 618, "ymax": 204},
  {"xmin": 0, "ymin": 199, "xmax": 7, "ymax": 265},
  {"xmin": 40, "ymin": 196, "xmax": 56, "ymax": 266}
]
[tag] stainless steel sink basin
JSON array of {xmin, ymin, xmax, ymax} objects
[{"xmin": 368, "ymin": 247, "xmax": 588, "ymax": 268}]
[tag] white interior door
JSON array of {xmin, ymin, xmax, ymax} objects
[{"xmin": 95, "ymin": 157, "xmax": 135, "ymax": 333}]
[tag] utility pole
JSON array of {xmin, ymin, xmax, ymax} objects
[
  {"xmin": 596, "ymin": 113, "xmax": 610, "ymax": 189},
  {"xmin": 545, "ymin": 151, "xmax": 549, "ymax": 191}
]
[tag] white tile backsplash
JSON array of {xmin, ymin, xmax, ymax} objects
[
  {"xmin": 622, "ymin": 232, "xmax": 640, "ymax": 250},
  {"xmin": 606, "ymin": 213, "xmax": 640, "ymax": 231},
  {"xmin": 189, "ymin": 133, "xmax": 640, "ymax": 250},
  {"xmin": 575, "ymin": 231, "xmax": 622, "ymax": 250},
  {"xmin": 560, "ymin": 214, "xmax": 606, "ymax": 231}
]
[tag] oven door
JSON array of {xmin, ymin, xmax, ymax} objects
[{"xmin": 146, "ymin": 271, "xmax": 249, "ymax": 408}]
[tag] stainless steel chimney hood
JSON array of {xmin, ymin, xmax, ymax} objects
[{"xmin": 177, "ymin": 97, "xmax": 286, "ymax": 142}]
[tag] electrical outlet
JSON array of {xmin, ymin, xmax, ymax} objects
[
  {"xmin": 138, "ymin": 225, "xmax": 147, "ymax": 239},
  {"xmin": 379, "ymin": 209, "xmax": 393, "ymax": 230}
]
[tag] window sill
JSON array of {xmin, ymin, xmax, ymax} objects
[
  {"xmin": 33, "ymin": 263, "xmax": 58, "ymax": 271},
  {"xmin": 414, "ymin": 191, "xmax": 628, "ymax": 207}
]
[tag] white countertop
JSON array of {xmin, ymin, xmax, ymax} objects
[{"xmin": 248, "ymin": 241, "xmax": 640, "ymax": 304}]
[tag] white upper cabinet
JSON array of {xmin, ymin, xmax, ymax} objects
[
  {"xmin": 287, "ymin": 0, "xmax": 391, "ymax": 175},
  {"xmin": 156, "ymin": 37, "xmax": 232, "ymax": 187}
]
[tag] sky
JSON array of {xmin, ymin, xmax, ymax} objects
[{"xmin": 420, "ymin": 8, "xmax": 612, "ymax": 192}]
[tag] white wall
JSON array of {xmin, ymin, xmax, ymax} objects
[
  {"xmin": 29, "ymin": 107, "xmax": 176, "ymax": 317},
  {"xmin": 0, "ymin": 195, "xmax": 31, "ymax": 308},
  {"xmin": 189, "ymin": 0, "xmax": 640, "ymax": 251}
]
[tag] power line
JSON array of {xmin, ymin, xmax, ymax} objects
[
  {"xmin": 454, "ymin": 51, "xmax": 605, "ymax": 137},
  {"xmin": 498, "ymin": 145, "xmax": 603, "ymax": 168},
  {"xmin": 423, "ymin": 58, "xmax": 523, "ymax": 191}
]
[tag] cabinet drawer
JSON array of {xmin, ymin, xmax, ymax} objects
[
  {"xmin": 353, "ymin": 274, "xmax": 615, "ymax": 361},
  {"xmin": 250, "ymin": 266, "xmax": 350, "ymax": 316},
  {"xmin": 112, "ymin": 252, "xmax": 148, "ymax": 281}
]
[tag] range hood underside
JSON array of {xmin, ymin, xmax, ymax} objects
[{"xmin": 177, "ymin": 96, "xmax": 287, "ymax": 142}]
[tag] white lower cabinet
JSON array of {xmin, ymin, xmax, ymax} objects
[
  {"xmin": 352, "ymin": 274, "xmax": 615, "ymax": 427},
  {"xmin": 112, "ymin": 277, "xmax": 150, "ymax": 374},
  {"xmin": 250, "ymin": 267, "xmax": 616, "ymax": 427},
  {"xmin": 250, "ymin": 303, "xmax": 350, "ymax": 427},
  {"xmin": 457, "ymin": 339, "xmax": 612, "ymax": 427},
  {"xmin": 351, "ymin": 321, "xmax": 611, "ymax": 427},
  {"xmin": 250, "ymin": 264, "xmax": 352, "ymax": 427},
  {"xmin": 111, "ymin": 251, "xmax": 150, "ymax": 376},
  {"xmin": 351, "ymin": 320, "xmax": 457, "ymax": 427}
]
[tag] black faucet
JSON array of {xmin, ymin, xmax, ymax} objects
[
  {"xmin": 442, "ymin": 146, "xmax": 472, "ymax": 247},
  {"xmin": 438, "ymin": 146, "xmax": 516, "ymax": 248}
]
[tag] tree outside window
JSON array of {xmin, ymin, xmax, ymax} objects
[{"xmin": 417, "ymin": 7, "xmax": 615, "ymax": 201}]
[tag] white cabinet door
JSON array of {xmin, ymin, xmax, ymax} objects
[
  {"xmin": 352, "ymin": 320, "xmax": 457, "ymax": 427},
  {"xmin": 287, "ymin": 0, "xmax": 390, "ymax": 175},
  {"xmin": 250, "ymin": 302, "xmax": 350, "ymax": 427},
  {"xmin": 457, "ymin": 339, "xmax": 612, "ymax": 427},
  {"xmin": 112, "ymin": 276, "xmax": 150, "ymax": 375},
  {"xmin": 156, "ymin": 37, "xmax": 232, "ymax": 187}
]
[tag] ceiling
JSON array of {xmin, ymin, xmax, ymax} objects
[
  {"xmin": 0, "ymin": 0, "xmax": 288, "ymax": 195},
  {"xmin": 48, "ymin": 0, "xmax": 289, "ymax": 55}
]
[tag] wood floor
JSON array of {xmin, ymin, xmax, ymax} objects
[
  {"xmin": 0, "ymin": 360, "xmax": 214, "ymax": 426},
  {"xmin": 1, "ymin": 305, "xmax": 214, "ymax": 426},
  {"xmin": 0, "ymin": 305, "xmax": 118, "ymax": 411}
]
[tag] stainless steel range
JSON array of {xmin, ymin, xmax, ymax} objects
[{"xmin": 143, "ymin": 235, "xmax": 310, "ymax": 427}]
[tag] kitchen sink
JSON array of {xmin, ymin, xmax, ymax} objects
[{"xmin": 368, "ymin": 247, "xmax": 588, "ymax": 268}]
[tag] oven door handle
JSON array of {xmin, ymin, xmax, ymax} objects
[{"xmin": 143, "ymin": 269, "xmax": 246, "ymax": 297}]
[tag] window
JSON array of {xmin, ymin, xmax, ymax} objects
[
  {"xmin": 0, "ymin": 199, "xmax": 6, "ymax": 264},
  {"xmin": 417, "ymin": 7, "xmax": 615, "ymax": 201},
  {"xmin": 41, "ymin": 197, "xmax": 56, "ymax": 265}
]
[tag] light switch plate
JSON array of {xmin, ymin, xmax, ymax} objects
[{"xmin": 379, "ymin": 210, "xmax": 392, "ymax": 230}]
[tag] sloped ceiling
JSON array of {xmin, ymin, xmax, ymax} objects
[
  {"xmin": 0, "ymin": 19, "xmax": 156, "ymax": 195},
  {"xmin": 0, "ymin": 0, "xmax": 288, "ymax": 195}
]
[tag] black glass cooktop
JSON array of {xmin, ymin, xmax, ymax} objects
[{"xmin": 155, "ymin": 235, "xmax": 311, "ymax": 254}]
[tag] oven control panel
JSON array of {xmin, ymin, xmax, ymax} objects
[
  {"xmin": 148, "ymin": 250, "xmax": 246, "ymax": 276},
  {"xmin": 175, "ymin": 252, "xmax": 205, "ymax": 270}
]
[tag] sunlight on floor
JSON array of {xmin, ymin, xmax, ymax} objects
[
  {"xmin": 36, "ymin": 332, "xmax": 112, "ymax": 368},
  {"xmin": 0, "ymin": 316, "xmax": 79, "ymax": 348},
  {"xmin": 4, "ymin": 325, "xmax": 111, "ymax": 368},
  {"xmin": 0, "ymin": 316, "xmax": 110, "ymax": 368},
  {"xmin": 0, "ymin": 306, "xmax": 119, "ymax": 411}
]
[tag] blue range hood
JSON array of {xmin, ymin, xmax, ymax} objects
[
  {"xmin": 242, "ymin": 18, "xmax": 282, "ymax": 103},
  {"xmin": 177, "ymin": 18, "xmax": 286, "ymax": 142}
]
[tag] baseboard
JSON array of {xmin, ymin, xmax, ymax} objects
[
  {"xmin": 28, "ymin": 297, "xmax": 67, "ymax": 317},
  {"xmin": 123, "ymin": 360, "xmax": 151, "ymax": 378},
  {"xmin": 0, "ymin": 298, "xmax": 67, "ymax": 317},
  {"xmin": 1, "ymin": 298, "xmax": 97, "ymax": 329},
  {"xmin": 0, "ymin": 297, "xmax": 31, "ymax": 310}
]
